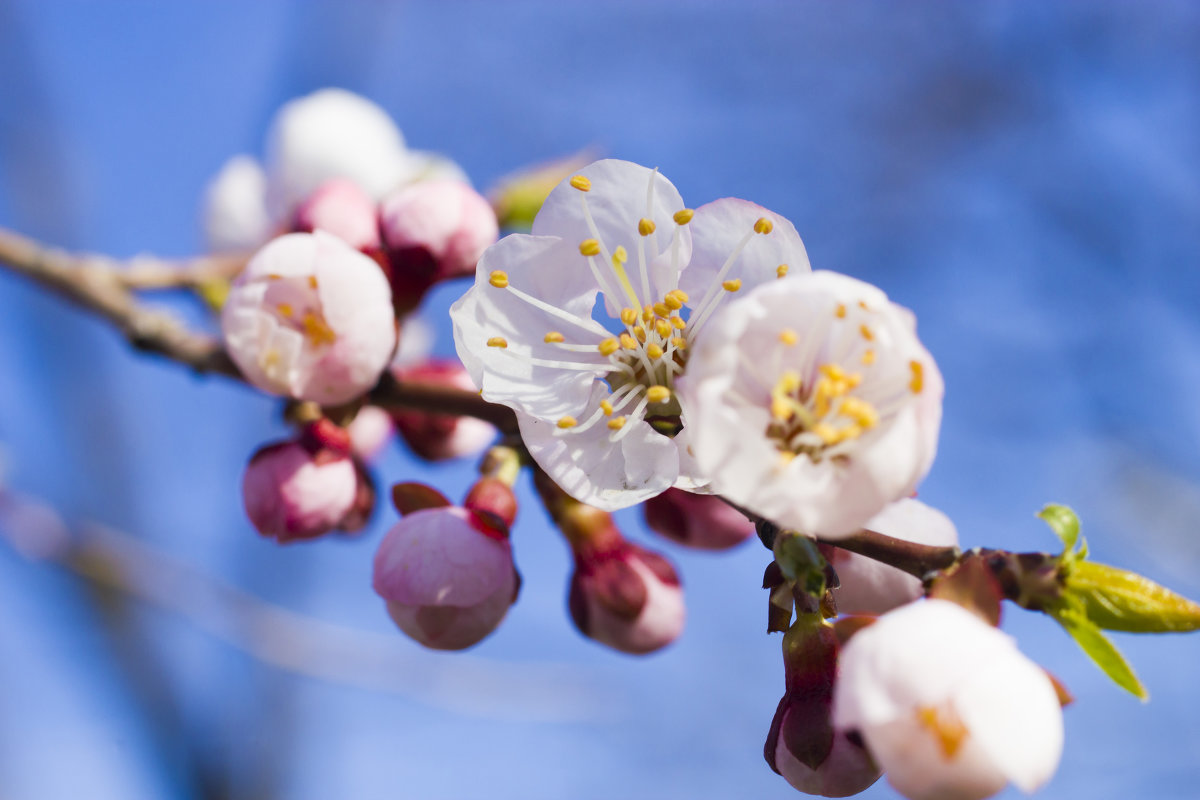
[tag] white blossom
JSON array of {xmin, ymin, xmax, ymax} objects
[
  {"xmin": 450, "ymin": 159, "xmax": 810, "ymax": 509},
  {"xmin": 676, "ymin": 272, "xmax": 942, "ymax": 538},
  {"xmin": 833, "ymin": 599, "xmax": 1063, "ymax": 800},
  {"xmin": 203, "ymin": 155, "xmax": 273, "ymax": 252}
]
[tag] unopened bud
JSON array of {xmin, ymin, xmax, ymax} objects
[
  {"xmin": 242, "ymin": 440, "xmax": 357, "ymax": 543},
  {"xmin": 390, "ymin": 360, "xmax": 496, "ymax": 461},
  {"xmin": 292, "ymin": 178, "xmax": 382, "ymax": 251},
  {"xmin": 642, "ymin": 488, "xmax": 754, "ymax": 550},
  {"xmin": 464, "ymin": 477, "xmax": 518, "ymax": 529}
]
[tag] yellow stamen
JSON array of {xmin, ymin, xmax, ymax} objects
[
  {"xmin": 600, "ymin": 399, "xmax": 614, "ymax": 415},
  {"xmin": 916, "ymin": 705, "xmax": 969, "ymax": 760},
  {"xmin": 670, "ymin": 336, "xmax": 687, "ymax": 350},
  {"xmin": 776, "ymin": 264, "xmax": 789, "ymax": 278},
  {"xmin": 646, "ymin": 386, "xmax": 671, "ymax": 404},
  {"xmin": 612, "ymin": 246, "xmax": 628, "ymax": 265},
  {"xmin": 544, "ymin": 331, "xmax": 565, "ymax": 343},
  {"xmin": 654, "ymin": 318, "xmax": 672, "ymax": 338},
  {"xmin": 771, "ymin": 396, "xmax": 793, "ymax": 421},
  {"xmin": 668, "ymin": 289, "xmax": 690, "ymax": 303},
  {"xmin": 778, "ymin": 451, "xmax": 797, "ymax": 467},
  {"xmin": 646, "ymin": 343, "xmax": 665, "ymax": 359},
  {"xmin": 836, "ymin": 303, "xmax": 847, "ymax": 319},
  {"xmin": 486, "ymin": 336, "xmax": 508, "ymax": 348},
  {"xmin": 620, "ymin": 307, "xmax": 638, "ymax": 326},
  {"xmin": 779, "ymin": 328, "xmax": 798, "ymax": 346},
  {"xmin": 633, "ymin": 326, "xmax": 647, "ymax": 342},
  {"xmin": 557, "ymin": 416, "xmax": 578, "ymax": 429},
  {"xmin": 488, "ymin": 270, "xmax": 509, "ymax": 288},
  {"xmin": 861, "ymin": 348, "xmax": 876, "ymax": 365},
  {"xmin": 276, "ymin": 303, "xmax": 294, "ymax": 318},
  {"xmin": 307, "ymin": 275, "xmax": 319, "ymax": 289},
  {"xmin": 664, "ymin": 293, "xmax": 683, "ymax": 310},
  {"xmin": 910, "ymin": 360, "xmax": 924, "ymax": 394},
  {"xmin": 722, "ymin": 279, "xmax": 742, "ymax": 292},
  {"xmin": 673, "ymin": 208, "xmax": 694, "ymax": 225},
  {"xmin": 579, "ymin": 239, "xmax": 601, "ymax": 257},
  {"xmin": 569, "ymin": 175, "xmax": 591, "ymax": 192},
  {"xmin": 642, "ymin": 305, "xmax": 655, "ymax": 323},
  {"xmin": 778, "ymin": 370, "xmax": 801, "ymax": 394},
  {"xmin": 753, "ymin": 217, "xmax": 774, "ymax": 234},
  {"xmin": 839, "ymin": 397, "xmax": 879, "ymax": 428},
  {"xmin": 671, "ymin": 316, "xmax": 687, "ymax": 330},
  {"xmin": 620, "ymin": 333, "xmax": 638, "ymax": 350},
  {"xmin": 652, "ymin": 302, "xmax": 671, "ymax": 317},
  {"xmin": 598, "ymin": 337, "xmax": 620, "ymax": 356},
  {"xmin": 302, "ymin": 313, "xmax": 337, "ymax": 347},
  {"xmin": 858, "ymin": 300, "xmax": 870, "ymax": 310},
  {"xmin": 860, "ymin": 324, "xmax": 875, "ymax": 341},
  {"xmin": 607, "ymin": 416, "xmax": 627, "ymax": 430},
  {"xmin": 267, "ymin": 273, "xmax": 283, "ymax": 280},
  {"xmin": 638, "ymin": 218, "xmax": 656, "ymax": 236}
]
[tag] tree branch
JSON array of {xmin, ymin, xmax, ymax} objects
[{"xmin": 0, "ymin": 226, "xmax": 518, "ymax": 431}]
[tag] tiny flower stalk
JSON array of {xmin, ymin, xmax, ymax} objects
[
  {"xmin": 765, "ymin": 615, "xmax": 881, "ymax": 797},
  {"xmin": 533, "ymin": 469, "xmax": 685, "ymax": 654}
]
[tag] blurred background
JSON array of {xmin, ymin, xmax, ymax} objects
[{"xmin": 1, "ymin": 1, "xmax": 1199, "ymax": 798}]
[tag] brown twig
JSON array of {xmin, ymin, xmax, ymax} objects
[{"xmin": 0, "ymin": 226, "xmax": 517, "ymax": 430}]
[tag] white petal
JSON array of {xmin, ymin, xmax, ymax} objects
[
  {"xmin": 518, "ymin": 388, "xmax": 679, "ymax": 510},
  {"xmin": 203, "ymin": 155, "xmax": 272, "ymax": 252},
  {"xmin": 533, "ymin": 159, "xmax": 692, "ymax": 312}
]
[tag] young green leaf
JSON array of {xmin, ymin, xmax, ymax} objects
[
  {"xmin": 1050, "ymin": 601, "xmax": 1148, "ymax": 700},
  {"xmin": 1038, "ymin": 504, "xmax": 1080, "ymax": 554},
  {"xmin": 1069, "ymin": 561, "xmax": 1200, "ymax": 633}
]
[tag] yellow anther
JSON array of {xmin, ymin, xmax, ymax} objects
[
  {"xmin": 820, "ymin": 364, "xmax": 848, "ymax": 382},
  {"xmin": 488, "ymin": 270, "xmax": 509, "ymax": 288},
  {"xmin": 642, "ymin": 305, "xmax": 655, "ymax": 322},
  {"xmin": 777, "ymin": 370, "xmax": 801, "ymax": 394},
  {"xmin": 839, "ymin": 397, "xmax": 879, "ymax": 428},
  {"xmin": 261, "ymin": 349, "xmax": 280, "ymax": 369},
  {"xmin": 569, "ymin": 175, "xmax": 591, "ymax": 192},
  {"xmin": 646, "ymin": 343, "xmax": 665, "ymax": 359},
  {"xmin": 753, "ymin": 217, "xmax": 774, "ymax": 234},
  {"xmin": 814, "ymin": 423, "xmax": 840, "ymax": 445},
  {"xmin": 671, "ymin": 315, "xmax": 687, "ymax": 330},
  {"xmin": 600, "ymin": 399, "xmax": 614, "ymax": 416},
  {"xmin": 302, "ymin": 313, "xmax": 337, "ymax": 347},
  {"xmin": 487, "ymin": 336, "xmax": 508, "ymax": 348},
  {"xmin": 557, "ymin": 416, "xmax": 578, "ymax": 429},
  {"xmin": 910, "ymin": 360, "xmax": 924, "ymax": 394},
  {"xmin": 646, "ymin": 386, "xmax": 672, "ymax": 404},
  {"xmin": 860, "ymin": 324, "xmax": 875, "ymax": 341},
  {"xmin": 668, "ymin": 289, "xmax": 690, "ymax": 303},
  {"xmin": 307, "ymin": 275, "xmax": 319, "ymax": 289},
  {"xmin": 598, "ymin": 337, "xmax": 621, "ymax": 356},
  {"xmin": 638, "ymin": 218, "xmax": 657, "ymax": 236},
  {"xmin": 267, "ymin": 273, "xmax": 283, "ymax": 280},
  {"xmin": 654, "ymin": 318, "xmax": 672, "ymax": 338},
  {"xmin": 673, "ymin": 208, "xmax": 695, "ymax": 225},
  {"xmin": 579, "ymin": 238, "xmax": 601, "ymax": 257},
  {"xmin": 633, "ymin": 326, "xmax": 647, "ymax": 342},
  {"xmin": 544, "ymin": 331, "xmax": 565, "ymax": 343},
  {"xmin": 653, "ymin": 302, "xmax": 671, "ymax": 317},
  {"xmin": 778, "ymin": 451, "xmax": 797, "ymax": 467},
  {"xmin": 664, "ymin": 293, "xmax": 684, "ymax": 310},
  {"xmin": 916, "ymin": 705, "xmax": 969, "ymax": 760},
  {"xmin": 861, "ymin": 348, "xmax": 876, "ymax": 365},
  {"xmin": 612, "ymin": 246, "xmax": 628, "ymax": 266},
  {"xmin": 607, "ymin": 416, "xmax": 627, "ymax": 430},
  {"xmin": 771, "ymin": 396, "xmax": 794, "ymax": 421},
  {"xmin": 722, "ymin": 279, "xmax": 742, "ymax": 292},
  {"xmin": 276, "ymin": 303, "xmax": 294, "ymax": 318},
  {"xmin": 836, "ymin": 303, "xmax": 847, "ymax": 319},
  {"xmin": 779, "ymin": 328, "xmax": 798, "ymax": 346},
  {"xmin": 670, "ymin": 336, "xmax": 687, "ymax": 350},
  {"xmin": 620, "ymin": 307, "xmax": 638, "ymax": 326},
  {"xmin": 620, "ymin": 333, "xmax": 638, "ymax": 350},
  {"xmin": 858, "ymin": 300, "xmax": 870, "ymax": 311},
  {"xmin": 776, "ymin": 264, "xmax": 789, "ymax": 278}
]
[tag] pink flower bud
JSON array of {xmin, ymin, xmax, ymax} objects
[
  {"xmin": 821, "ymin": 499, "xmax": 960, "ymax": 616},
  {"xmin": 221, "ymin": 231, "xmax": 397, "ymax": 405},
  {"xmin": 568, "ymin": 532, "xmax": 685, "ymax": 655},
  {"xmin": 464, "ymin": 477, "xmax": 518, "ymax": 529},
  {"xmin": 833, "ymin": 600, "xmax": 1063, "ymax": 800},
  {"xmin": 346, "ymin": 406, "xmax": 395, "ymax": 461},
  {"xmin": 292, "ymin": 179, "xmax": 381, "ymax": 251},
  {"xmin": 242, "ymin": 441, "xmax": 357, "ymax": 543},
  {"xmin": 766, "ymin": 618, "xmax": 881, "ymax": 797},
  {"xmin": 379, "ymin": 180, "xmax": 498, "ymax": 310},
  {"xmin": 373, "ymin": 506, "xmax": 518, "ymax": 650},
  {"xmin": 643, "ymin": 488, "xmax": 755, "ymax": 550},
  {"xmin": 390, "ymin": 360, "xmax": 496, "ymax": 461}
]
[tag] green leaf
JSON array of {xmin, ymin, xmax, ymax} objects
[
  {"xmin": 1038, "ymin": 504, "xmax": 1080, "ymax": 555},
  {"xmin": 773, "ymin": 533, "xmax": 826, "ymax": 598},
  {"xmin": 1069, "ymin": 561, "xmax": 1200, "ymax": 633},
  {"xmin": 1050, "ymin": 601, "xmax": 1148, "ymax": 700}
]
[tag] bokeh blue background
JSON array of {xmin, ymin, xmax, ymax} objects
[{"xmin": 1, "ymin": 2, "xmax": 1199, "ymax": 798}]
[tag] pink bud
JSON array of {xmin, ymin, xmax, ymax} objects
[
  {"xmin": 568, "ymin": 533, "xmax": 685, "ymax": 655},
  {"xmin": 242, "ymin": 441, "xmax": 357, "ymax": 543},
  {"xmin": 464, "ymin": 477, "xmax": 518, "ymax": 529},
  {"xmin": 346, "ymin": 406, "xmax": 395, "ymax": 461},
  {"xmin": 766, "ymin": 619, "xmax": 881, "ymax": 797},
  {"xmin": 390, "ymin": 360, "xmax": 496, "ymax": 461},
  {"xmin": 222, "ymin": 231, "xmax": 397, "ymax": 406},
  {"xmin": 643, "ymin": 488, "xmax": 755, "ymax": 550},
  {"xmin": 379, "ymin": 180, "xmax": 498, "ymax": 310},
  {"xmin": 821, "ymin": 499, "xmax": 959, "ymax": 616},
  {"xmin": 292, "ymin": 179, "xmax": 381, "ymax": 251},
  {"xmin": 373, "ymin": 506, "xmax": 518, "ymax": 650}
]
